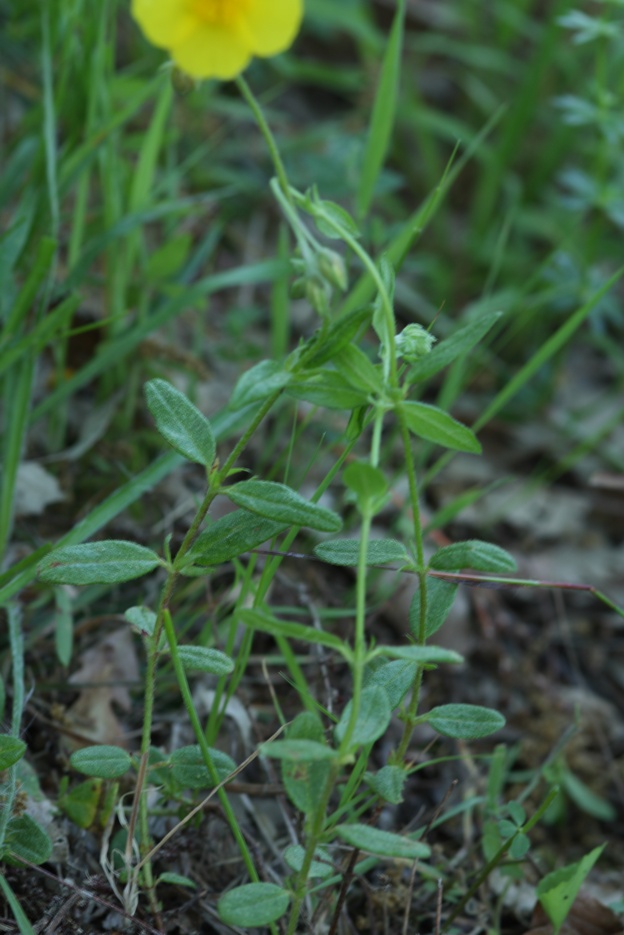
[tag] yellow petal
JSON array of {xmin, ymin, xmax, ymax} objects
[
  {"xmin": 242, "ymin": 0, "xmax": 303, "ymax": 57},
  {"xmin": 132, "ymin": 0, "xmax": 196, "ymax": 48},
  {"xmin": 172, "ymin": 23, "xmax": 252, "ymax": 80}
]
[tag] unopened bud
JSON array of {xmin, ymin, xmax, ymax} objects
[
  {"xmin": 318, "ymin": 249, "xmax": 348, "ymax": 292},
  {"xmin": 395, "ymin": 324, "xmax": 436, "ymax": 362},
  {"xmin": 305, "ymin": 275, "xmax": 331, "ymax": 317}
]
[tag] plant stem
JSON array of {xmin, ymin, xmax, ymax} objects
[
  {"xmin": 394, "ymin": 408, "xmax": 428, "ymax": 763},
  {"xmin": 236, "ymin": 75, "xmax": 293, "ymax": 205}
]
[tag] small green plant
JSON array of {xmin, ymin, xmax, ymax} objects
[{"xmin": 2, "ymin": 1, "xmax": 624, "ymax": 933}]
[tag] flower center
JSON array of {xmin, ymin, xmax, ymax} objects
[{"xmin": 192, "ymin": 0, "xmax": 250, "ymax": 27}]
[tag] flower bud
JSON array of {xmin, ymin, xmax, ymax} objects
[
  {"xmin": 395, "ymin": 324, "xmax": 436, "ymax": 362},
  {"xmin": 318, "ymin": 249, "xmax": 348, "ymax": 292},
  {"xmin": 305, "ymin": 275, "xmax": 331, "ymax": 317}
]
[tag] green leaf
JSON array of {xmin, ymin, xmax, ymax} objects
[
  {"xmin": 373, "ymin": 645, "xmax": 463, "ymax": 666},
  {"xmin": 38, "ymin": 541, "xmax": 161, "ymax": 585},
  {"xmin": 426, "ymin": 704, "xmax": 505, "ymax": 739},
  {"xmin": 498, "ymin": 819, "xmax": 519, "ymax": 839},
  {"xmin": 507, "ymin": 801, "xmax": 526, "ymax": 826},
  {"xmin": 229, "ymin": 359, "xmax": 291, "ymax": 410},
  {"xmin": 334, "ymin": 823, "xmax": 430, "ymax": 860},
  {"xmin": 343, "ymin": 462, "xmax": 389, "ymax": 514},
  {"xmin": 356, "ymin": 0, "xmax": 405, "ymax": 218},
  {"xmin": 158, "ymin": 872, "xmax": 196, "ymax": 889},
  {"xmin": 0, "ymin": 873, "xmax": 37, "ymax": 934},
  {"xmin": 70, "ymin": 745, "xmax": 132, "ymax": 779},
  {"xmin": 188, "ymin": 510, "xmax": 287, "ymax": 566},
  {"xmin": 145, "ymin": 233, "xmax": 192, "ymax": 282},
  {"xmin": 54, "ymin": 584, "xmax": 73, "ymax": 666},
  {"xmin": 365, "ymin": 765, "xmax": 407, "ymax": 805},
  {"xmin": 283, "ymin": 844, "xmax": 333, "ymax": 879},
  {"xmin": 170, "ymin": 745, "xmax": 236, "ymax": 788},
  {"xmin": 314, "ymin": 538, "xmax": 408, "ymax": 567},
  {"xmin": 240, "ymin": 608, "xmax": 350, "ymax": 657},
  {"xmin": 365, "ymin": 659, "xmax": 417, "ymax": 710},
  {"xmin": 175, "ymin": 646, "xmax": 234, "ymax": 675},
  {"xmin": 335, "ymin": 685, "xmax": 391, "ymax": 748},
  {"xmin": 125, "ymin": 605, "xmax": 158, "ymax": 638},
  {"xmin": 537, "ymin": 844, "xmax": 606, "ymax": 934},
  {"xmin": 311, "ymin": 197, "xmax": 361, "ymax": 240},
  {"xmin": 561, "ymin": 769, "xmax": 616, "ymax": 821},
  {"xmin": 372, "ymin": 255, "xmax": 396, "ymax": 347},
  {"xmin": 58, "ymin": 778, "xmax": 103, "ymax": 829},
  {"xmin": 286, "ymin": 369, "xmax": 369, "ymax": 410},
  {"xmin": 261, "ymin": 740, "xmax": 339, "ymax": 761},
  {"xmin": 334, "ymin": 345, "xmax": 383, "ymax": 394},
  {"xmin": 0, "ymin": 735, "xmax": 26, "ymax": 770},
  {"xmin": 407, "ymin": 311, "xmax": 502, "ymax": 383},
  {"xmin": 410, "ymin": 578, "xmax": 459, "ymax": 639},
  {"xmin": 509, "ymin": 834, "xmax": 531, "ymax": 860},
  {"xmin": 400, "ymin": 401, "xmax": 481, "ymax": 453},
  {"xmin": 4, "ymin": 815, "xmax": 52, "ymax": 866},
  {"xmin": 145, "ymin": 379, "xmax": 216, "ymax": 468},
  {"xmin": 225, "ymin": 480, "xmax": 342, "ymax": 533},
  {"xmin": 218, "ymin": 882, "xmax": 291, "ymax": 927},
  {"xmin": 304, "ymin": 305, "xmax": 372, "ymax": 367},
  {"xmin": 429, "ymin": 540, "xmax": 516, "ymax": 573},
  {"xmin": 281, "ymin": 712, "xmax": 331, "ymax": 814}
]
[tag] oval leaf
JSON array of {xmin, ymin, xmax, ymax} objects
[
  {"xmin": 335, "ymin": 823, "xmax": 430, "ymax": 860},
  {"xmin": 400, "ymin": 401, "xmax": 481, "ymax": 453},
  {"xmin": 314, "ymin": 538, "xmax": 408, "ymax": 567},
  {"xmin": 312, "ymin": 198, "xmax": 361, "ymax": 240},
  {"xmin": 5, "ymin": 815, "xmax": 52, "ymax": 866},
  {"xmin": 229, "ymin": 360, "xmax": 291, "ymax": 410},
  {"xmin": 429, "ymin": 540, "xmax": 516, "ymax": 573},
  {"xmin": 284, "ymin": 844, "xmax": 333, "ymax": 879},
  {"xmin": 410, "ymin": 578, "xmax": 458, "ymax": 639},
  {"xmin": 188, "ymin": 510, "xmax": 287, "ymax": 566},
  {"xmin": 175, "ymin": 646, "xmax": 234, "ymax": 675},
  {"xmin": 343, "ymin": 462, "xmax": 389, "ymax": 514},
  {"xmin": 226, "ymin": 480, "xmax": 342, "ymax": 533},
  {"xmin": 0, "ymin": 736, "xmax": 26, "ymax": 770},
  {"xmin": 218, "ymin": 882, "xmax": 290, "ymax": 927},
  {"xmin": 366, "ymin": 659, "xmax": 418, "ymax": 711},
  {"xmin": 125, "ymin": 605, "xmax": 158, "ymax": 637},
  {"xmin": 427, "ymin": 704, "xmax": 505, "ymax": 739},
  {"xmin": 170, "ymin": 745, "xmax": 236, "ymax": 788},
  {"xmin": 281, "ymin": 712, "xmax": 331, "ymax": 814},
  {"xmin": 365, "ymin": 765, "xmax": 407, "ymax": 805},
  {"xmin": 38, "ymin": 541, "xmax": 161, "ymax": 585},
  {"xmin": 335, "ymin": 685, "xmax": 391, "ymax": 748},
  {"xmin": 70, "ymin": 745, "xmax": 132, "ymax": 779},
  {"xmin": 145, "ymin": 379, "xmax": 216, "ymax": 467}
]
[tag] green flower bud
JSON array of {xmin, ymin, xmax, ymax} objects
[
  {"xmin": 305, "ymin": 275, "xmax": 331, "ymax": 317},
  {"xmin": 395, "ymin": 324, "xmax": 436, "ymax": 362},
  {"xmin": 289, "ymin": 277, "xmax": 307, "ymax": 300},
  {"xmin": 317, "ymin": 249, "xmax": 348, "ymax": 292}
]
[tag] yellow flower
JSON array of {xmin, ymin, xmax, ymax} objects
[{"xmin": 132, "ymin": 0, "xmax": 303, "ymax": 81}]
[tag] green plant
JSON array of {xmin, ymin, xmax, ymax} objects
[{"xmin": 2, "ymin": 1, "xmax": 624, "ymax": 932}]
